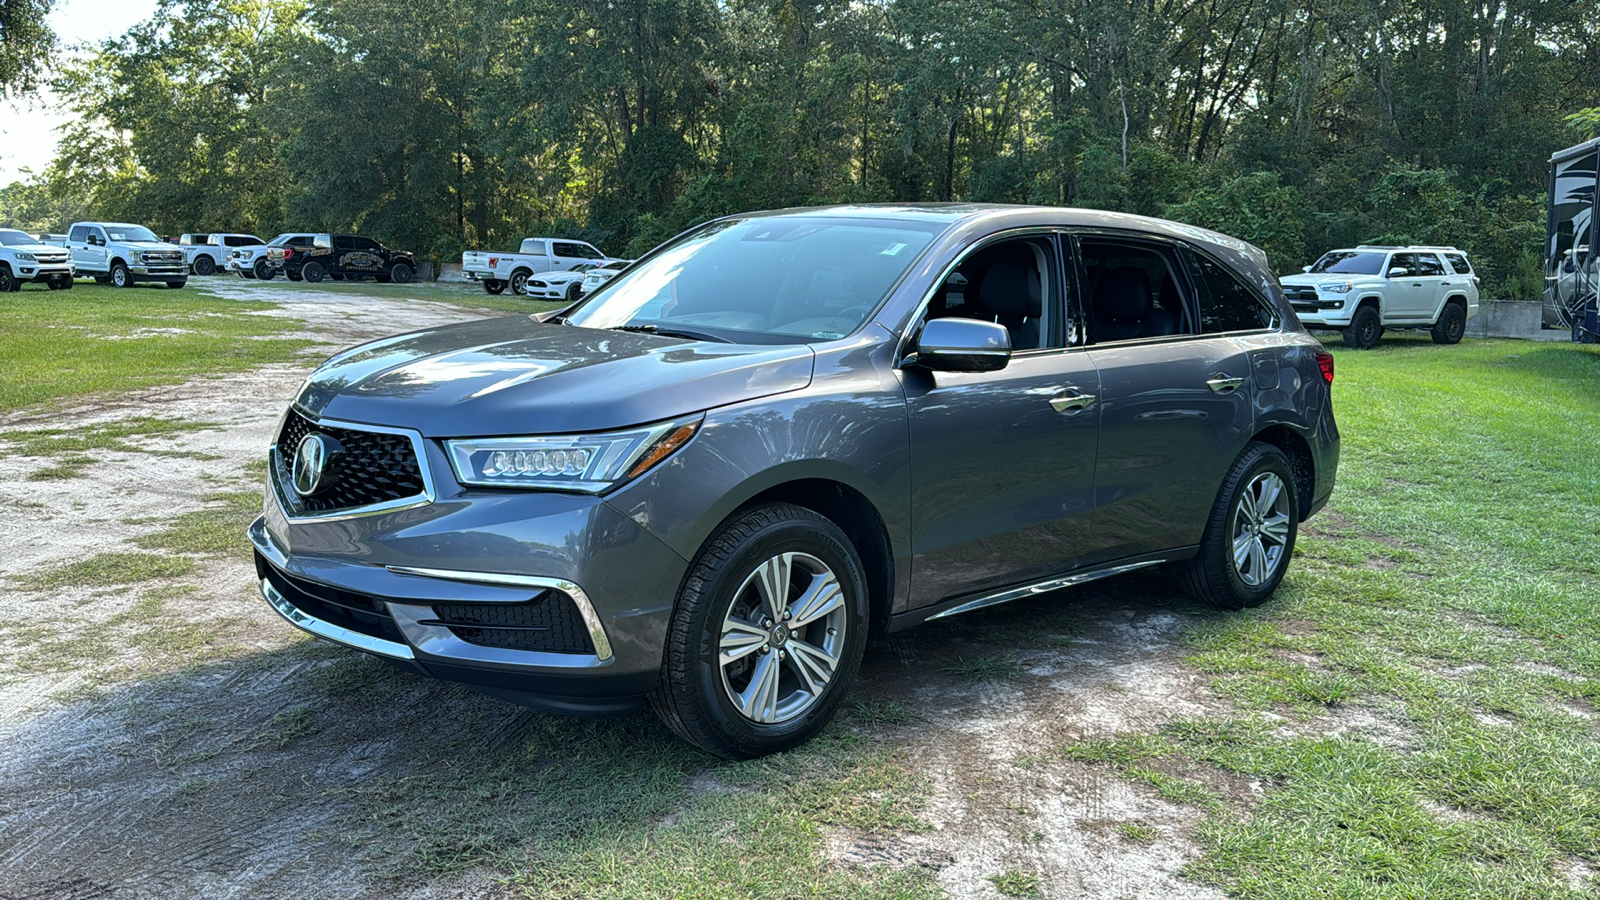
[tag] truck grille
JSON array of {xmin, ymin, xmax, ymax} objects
[
  {"xmin": 273, "ymin": 409, "xmax": 427, "ymax": 516},
  {"xmin": 256, "ymin": 553, "xmax": 406, "ymax": 645},
  {"xmin": 35, "ymin": 252, "xmax": 69, "ymax": 264},
  {"xmin": 430, "ymin": 596, "xmax": 596, "ymax": 654},
  {"xmin": 1284, "ymin": 286, "xmax": 1319, "ymax": 304}
]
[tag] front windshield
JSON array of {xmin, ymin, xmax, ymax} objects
[
  {"xmin": 1309, "ymin": 251, "xmax": 1386, "ymax": 275},
  {"xmin": 107, "ymin": 225, "xmax": 160, "ymax": 242},
  {"xmin": 0, "ymin": 229, "xmax": 36, "ymax": 246},
  {"xmin": 565, "ymin": 216, "xmax": 943, "ymax": 342}
]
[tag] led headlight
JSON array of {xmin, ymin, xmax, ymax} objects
[
  {"xmin": 446, "ymin": 415, "xmax": 702, "ymax": 493},
  {"xmin": 1321, "ymin": 282, "xmax": 1354, "ymax": 294},
  {"xmin": 14, "ymin": 252, "xmax": 35, "ymax": 261}
]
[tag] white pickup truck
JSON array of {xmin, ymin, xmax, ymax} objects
[
  {"xmin": 0, "ymin": 228, "xmax": 75, "ymax": 292},
  {"xmin": 52, "ymin": 222, "xmax": 188, "ymax": 288},
  {"xmin": 179, "ymin": 233, "xmax": 265, "ymax": 275},
  {"xmin": 461, "ymin": 237, "xmax": 607, "ymax": 295}
]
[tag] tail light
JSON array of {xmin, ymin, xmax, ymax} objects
[
  {"xmin": 1314, "ymin": 349, "xmax": 1335, "ymax": 384},
  {"xmin": 282, "ymin": 249, "xmax": 294, "ymax": 259}
]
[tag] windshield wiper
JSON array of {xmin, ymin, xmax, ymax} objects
[{"xmin": 610, "ymin": 323, "xmax": 730, "ymax": 343}]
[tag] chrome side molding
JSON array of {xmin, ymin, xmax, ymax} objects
[
  {"xmin": 925, "ymin": 558, "xmax": 1168, "ymax": 622},
  {"xmin": 384, "ymin": 565, "xmax": 615, "ymax": 662},
  {"xmin": 260, "ymin": 577, "xmax": 416, "ymax": 661}
]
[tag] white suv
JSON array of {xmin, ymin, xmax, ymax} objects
[{"xmin": 1280, "ymin": 245, "xmax": 1479, "ymax": 348}]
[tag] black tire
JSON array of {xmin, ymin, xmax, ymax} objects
[
  {"xmin": 649, "ymin": 502, "xmax": 869, "ymax": 760},
  {"xmin": 111, "ymin": 262, "xmax": 134, "ymax": 288},
  {"xmin": 388, "ymin": 263, "xmax": 414, "ymax": 284},
  {"xmin": 193, "ymin": 255, "xmax": 216, "ymax": 276},
  {"xmin": 484, "ymin": 280, "xmax": 506, "ymax": 295},
  {"xmin": 1180, "ymin": 442, "xmax": 1300, "ymax": 610},
  {"xmin": 286, "ymin": 270, "xmax": 303, "ymax": 282},
  {"xmin": 565, "ymin": 283, "xmax": 580, "ymax": 303},
  {"xmin": 49, "ymin": 276, "xmax": 73, "ymax": 291},
  {"xmin": 164, "ymin": 279, "xmax": 186, "ymax": 290},
  {"xmin": 0, "ymin": 264, "xmax": 17, "ymax": 293},
  {"xmin": 508, "ymin": 269, "xmax": 530, "ymax": 295},
  {"xmin": 301, "ymin": 262, "xmax": 325, "ymax": 283},
  {"xmin": 252, "ymin": 259, "xmax": 274, "ymax": 280},
  {"xmin": 1342, "ymin": 304, "xmax": 1383, "ymax": 349},
  {"xmin": 239, "ymin": 268, "xmax": 256, "ymax": 279},
  {"xmin": 1430, "ymin": 300, "xmax": 1466, "ymax": 345}
]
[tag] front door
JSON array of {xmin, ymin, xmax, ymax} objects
[
  {"xmin": 903, "ymin": 232, "xmax": 1103, "ymax": 608},
  {"xmin": 1386, "ymin": 252, "xmax": 1434, "ymax": 320}
]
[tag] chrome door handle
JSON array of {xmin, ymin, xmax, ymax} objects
[
  {"xmin": 1206, "ymin": 376, "xmax": 1245, "ymax": 393},
  {"xmin": 1049, "ymin": 391, "xmax": 1096, "ymax": 414}
]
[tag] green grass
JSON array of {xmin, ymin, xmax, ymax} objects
[
  {"xmin": 988, "ymin": 870, "xmax": 1044, "ymax": 898},
  {"xmin": 939, "ymin": 653, "xmax": 1024, "ymax": 683},
  {"xmin": 1060, "ymin": 336, "xmax": 1600, "ymax": 898},
  {"xmin": 16, "ymin": 551, "xmax": 197, "ymax": 590},
  {"xmin": 0, "ymin": 281, "xmax": 309, "ymax": 413},
  {"xmin": 129, "ymin": 491, "xmax": 261, "ymax": 556}
]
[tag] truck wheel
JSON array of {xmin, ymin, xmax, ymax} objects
[
  {"xmin": 648, "ymin": 502, "xmax": 869, "ymax": 760},
  {"xmin": 484, "ymin": 280, "xmax": 506, "ymax": 295},
  {"xmin": 1430, "ymin": 301, "xmax": 1466, "ymax": 345},
  {"xmin": 254, "ymin": 259, "xmax": 276, "ymax": 281},
  {"xmin": 111, "ymin": 262, "xmax": 133, "ymax": 288},
  {"xmin": 193, "ymin": 256, "xmax": 216, "ymax": 276},
  {"xmin": 1180, "ymin": 442, "xmax": 1299, "ymax": 610},
  {"xmin": 508, "ymin": 269, "xmax": 531, "ymax": 295},
  {"xmin": 49, "ymin": 276, "xmax": 73, "ymax": 291},
  {"xmin": 165, "ymin": 278, "xmax": 187, "ymax": 290},
  {"xmin": 1342, "ymin": 305, "xmax": 1383, "ymax": 349},
  {"xmin": 286, "ymin": 270, "xmax": 303, "ymax": 282},
  {"xmin": 301, "ymin": 262, "xmax": 326, "ymax": 283},
  {"xmin": 388, "ymin": 263, "xmax": 414, "ymax": 284},
  {"xmin": 0, "ymin": 264, "xmax": 17, "ymax": 293}
]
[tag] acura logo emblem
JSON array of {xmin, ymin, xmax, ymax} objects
[{"xmin": 292, "ymin": 433, "xmax": 341, "ymax": 497}]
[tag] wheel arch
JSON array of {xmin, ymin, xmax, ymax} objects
[
  {"xmin": 727, "ymin": 477, "xmax": 896, "ymax": 639},
  {"xmin": 1249, "ymin": 423, "xmax": 1315, "ymax": 522}
]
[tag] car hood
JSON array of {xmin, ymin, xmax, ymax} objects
[
  {"xmin": 1280, "ymin": 273, "xmax": 1377, "ymax": 288},
  {"xmin": 296, "ymin": 317, "xmax": 817, "ymax": 436},
  {"xmin": 10, "ymin": 242, "xmax": 68, "ymax": 254},
  {"xmin": 122, "ymin": 241, "xmax": 183, "ymax": 252}
]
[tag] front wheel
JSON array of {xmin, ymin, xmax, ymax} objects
[
  {"xmin": 388, "ymin": 263, "xmax": 414, "ymax": 284},
  {"xmin": 0, "ymin": 265, "xmax": 17, "ymax": 293},
  {"xmin": 300, "ymin": 262, "xmax": 325, "ymax": 283},
  {"xmin": 649, "ymin": 503, "xmax": 868, "ymax": 759},
  {"xmin": 565, "ymin": 283, "xmax": 580, "ymax": 303},
  {"xmin": 164, "ymin": 279, "xmax": 186, "ymax": 290},
  {"xmin": 111, "ymin": 263, "xmax": 133, "ymax": 288},
  {"xmin": 1180, "ymin": 442, "xmax": 1300, "ymax": 610},
  {"xmin": 1431, "ymin": 301, "xmax": 1466, "ymax": 345},
  {"xmin": 49, "ymin": 276, "xmax": 73, "ymax": 291},
  {"xmin": 1342, "ymin": 305, "xmax": 1383, "ymax": 349}
]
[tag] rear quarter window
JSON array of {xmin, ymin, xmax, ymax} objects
[
  {"xmin": 1444, "ymin": 253, "xmax": 1472, "ymax": 275},
  {"xmin": 1190, "ymin": 253, "xmax": 1277, "ymax": 333}
]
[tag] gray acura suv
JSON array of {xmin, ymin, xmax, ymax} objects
[{"xmin": 251, "ymin": 205, "xmax": 1338, "ymax": 758}]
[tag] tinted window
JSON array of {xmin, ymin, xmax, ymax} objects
[
  {"xmin": 1413, "ymin": 253, "xmax": 1446, "ymax": 276},
  {"xmin": 69, "ymin": 226, "xmax": 88, "ymax": 242},
  {"xmin": 1309, "ymin": 251, "xmax": 1386, "ymax": 275},
  {"xmin": 1444, "ymin": 253, "xmax": 1472, "ymax": 274},
  {"xmin": 925, "ymin": 236, "xmax": 1060, "ymax": 350},
  {"xmin": 1390, "ymin": 253, "xmax": 1419, "ymax": 275},
  {"xmin": 1079, "ymin": 239, "xmax": 1191, "ymax": 342},
  {"xmin": 1191, "ymin": 253, "xmax": 1275, "ymax": 333},
  {"xmin": 554, "ymin": 242, "xmax": 602, "ymax": 259}
]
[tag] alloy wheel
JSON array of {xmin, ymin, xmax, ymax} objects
[
  {"xmin": 1231, "ymin": 472, "xmax": 1291, "ymax": 587},
  {"xmin": 717, "ymin": 551, "xmax": 847, "ymax": 725}
]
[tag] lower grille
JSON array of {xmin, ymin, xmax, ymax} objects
[
  {"xmin": 256, "ymin": 553, "xmax": 405, "ymax": 645},
  {"xmin": 1285, "ymin": 287, "xmax": 1319, "ymax": 305},
  {"xmin": 429, "ymin": 596, "xmax": 596, "ymax": 654}
]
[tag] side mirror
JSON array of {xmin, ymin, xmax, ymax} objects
[
  {"xmin": 1301, "ymin": 265, "xmax": 1312, "ymax": 273},
  {"xmin": 908, "ymin": 318, "xmax": 1011, "ymax": 372},
  {"xmin": 1387, "ymin": 267, "xmax": 1408, "ymax": 278}
]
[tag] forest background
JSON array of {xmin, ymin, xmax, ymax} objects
[{"xmin": 2, "ymin": 0, "xmax": 1598, "ymax": 296}]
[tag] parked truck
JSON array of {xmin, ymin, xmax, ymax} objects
[
  {"xmin": 461, "ymin": 237, "xmax": 607, "ymax": 294},
  {"xmin": 51, "ymin": 222, "xmax": 188, "ymax": 288},
  {"xmin": 180, "ymin": 233, "xmax": 265, "ymax": 275},
  {"xmin": 0, "ymin": 228, "xmax": 75, "ymax": 292}
]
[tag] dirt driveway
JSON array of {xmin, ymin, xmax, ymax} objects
[{"xmin": 0, "ymin": 283, "xmax": 1233, "ymax": 899}]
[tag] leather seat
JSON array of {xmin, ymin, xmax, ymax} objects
[
  {"xmin": 974, "ymin": 261, "xmax": 1043, "ymax": 350},
  {"xmin": 1092, "ymin": 266, "xmax": 1179, "ymax": 340}
]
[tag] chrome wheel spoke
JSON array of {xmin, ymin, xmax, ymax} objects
[
  {"xmin": 1256, "ymin": 477, "xmax": 1282, "ymax": 517},
  {"xmin": 1248, "ymin": 536, "xmax": 1268, "ymax": 583},
  {"xmin": 719, "ymin": 618, "xmax": 769, "ymax": 665},
  {"xmin": 1237, "ymin": 489, "xmax": 1257, "ymax": 523},
  {"xmin": 785, "ymin": 638, "xmax": 838, "ymax": 695},
  {"xmin": 737, "ymin": 652, "xmax": 783, "ymax": 723},
  {"xmin": 1233, "ymin": 531, "xmax": 1254, "ymax": 569},
  {"xmin": 788, "ymin": 572, "xmax": 843, "ymax": 627},
  {"xmin": 1260, "ymin": 514, "xmax": 1291, "ymax": 545},
  {"xmin": 753, "ymin": 552, "xmax": 795, "ymax": 622}
]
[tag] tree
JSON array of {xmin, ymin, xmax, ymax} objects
[{"xmin": 0, "ymin": 0, "xmax": 54, "ymax": 98}]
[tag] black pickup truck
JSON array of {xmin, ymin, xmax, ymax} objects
[{"xmin": 272, "ymin": 234, "xmax": 416, "ymax": 284}]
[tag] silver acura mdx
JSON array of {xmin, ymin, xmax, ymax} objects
[{"xmin": 251, "ymin": 204, "xmax": 1339, "ymax": 758}]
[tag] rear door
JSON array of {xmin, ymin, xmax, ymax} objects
[
  {"xmin": 903, "ymin": 231, "xmax": 1103, "ymax": 607},
  {"xmin": 1078, "ymin": 235, "xmax": 1263, "ymax": 559}
]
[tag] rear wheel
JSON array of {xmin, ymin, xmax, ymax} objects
[
  {"xmin": 508, "ymin": 269, "xmax": 530, "ymax": 295},
  {"xmin": 1342, "ymin": 304, "xmax": 1383, "ymax": 349},
  {"xmin": 0, "ymin": 264, "xmax": 17, "ymax": 293},
  {"xmin": 286, "ymin": 270, "xmax": 303, "ymax": 282},
  {"xmin": 649, "ymin": 503, "xmax": 868, "ymax": 759},
  {"xmin": 301, "ymin": 262, "xmax": 326, "ymax": 283},
  {"xmin": 1180, "ymin": 442, "xmax": 1300, "ymax": 610},
  {"xmin": 484, "ymin": 280, "xmax": 506, "ymax": 295},
  {"xmin": 1430, "ymin": 300, "xmax": 1466, "ymax": 345},
  {"xmin": 193, "ymin": 255, "xmax": 216, "ymax": 276}
]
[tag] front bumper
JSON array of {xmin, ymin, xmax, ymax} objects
[
  {"xmin": 15, "ymin": 262, "xmax": 74, "ymax": 282},
  {"xmin": 129, "ymin": 263, "xmax": 189, "ymax": 279},
  {"xmin": 248, "ymin": 445, "xmax": 689, "ymax": 715}
]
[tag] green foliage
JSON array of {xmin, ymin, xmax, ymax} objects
[
  {"xmin": 1564, "ymin": 108, "xmax": 1600, "ymax": 140},
  {"xmin": 3, "ymin": 0, "xmax": 1592, "ymax": 288},
  {"xmin": 0, "ymin": 0, "xmax": 54, "ymax": 97}
]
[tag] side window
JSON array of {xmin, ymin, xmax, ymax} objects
[
  {"xmin": 350, "ymin": 236, "xmax": 379, "ymax": 251},
  {"xmin": 575, "ymin": 243, "xmax": 604, "ymax": 259},
  {"xmin": 925, "ymin": 236, "xmax": 1060, "ymax": 351},
  {"xmin": 69, "ymin": 225, "xmax": 87, "ymax": 242},
  {"xmin": 1414, "ymin": 253, "xmax": 1446, "ymax": 276},
  {"xmin": 332, "ymin": 235, "xmax": 355, "ymax": 250},
  {"xmin": 91, "ymin": 228, "xmax": 108, "ymax": 246},
  {"xmin": 1079, "ymin": 238, "xmax": 1192, "ymax": 343},
  {"xmin": 290, "ymin": 236, "xmax": 314, "ymax": 247},
  {"xmin": 314, "ymin": 234, "xmax": 332, "ymax": 249},
  {"xmin": 1188, "ymin": 252, "xmax": 1277, "ymax": 333},
  {"xmin": 552, "ymin": 242, "xmax": 584, "ymax": 258},
  {"xmin": 1389, "ymin": 253, "xmax": 1416, "ymax": 275},
  {"xmin": 1444, "ymin": 253, "xmax": 1472, "ymax": 274}
]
